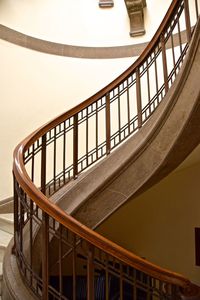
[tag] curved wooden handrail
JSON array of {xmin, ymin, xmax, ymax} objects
[
  {"xmin": 12, "ymin": 0, "xmax": 200, "ymax": 298},
  {"xmin": 13, "ymin": 143, "xmax": 191, "ymax": 288}
]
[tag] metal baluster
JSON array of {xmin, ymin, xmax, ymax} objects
[
  {"xmin": 73, "ymin": 234, "xmax": 77, "ymax": 300},
  {"xmin": 30, "ymin": 199, "xmax": 33, "ymax": 286},
  {"xmin": 73, "ymin": 113, "xmax": 78, "ymax": 179},
  {"xmin": 63, "ymin": 121, "xmax": 66, "ymax": 184},
  {"xmin": 120, "ymin": 263, "xmax": 123, "ymax": 300},
  {"xmin": 96, "ymin": 103, "xmax": 99, "ymax": 160},
  {"xmin": 106, "ymin": 93, "xmax": 111, "ymax": 154},
  {"xmin": 159, "ymin": 281, "xmax": 164, "ymax": 299},
  {"xmin": 133, "ymin": 269, "xmax": 137, "ymax": 300},
  {"xmin": 147, "ymin": 276, "xmax": 151, "ymax": 300},
  {"xmin": 86, "ymin": 107, "xmax": 89, "ymax": 166},
  {"xmin": 127, "ymin": 79, "xmax": 131, "ymax": 135},
  {"xmin": 184, "ymin": 0, "xmax": 191, "ymax": 42},
  {"xmin": 85, "ymin": 107, "xmax": 88, "ymax": 167},
  {"xmin": 41, "ymin": 134, "xmax": 47, "ymax": 195},
  {"xmin": 31, "ymin": 144, "xmax": 35, "ymax": 182},
  {"xmin": 19, "ymin": 192, "xmax": 24, "ymax": 259},
  {"xmin": 118, "ymin": 86, "xmax": 121, "ymax": 142},
  {"xmin": 87, "ymin": 243, "xmax": 94, "ymax": 300},
  {"xmin": 59, "ymin": 224, "xmax": 63, "ymax": 297},
  {"xmin": 136, "ymin": 68, "xmax": 142, "ymax": 128},
  {"xmin": 53, "ymin": 127, "xmax": 57, "ymax": 191},
  {"xmin": 105, "ymin": 254, "xmax": 109, "ymax": 300},
  {"xmin": 170, "ymin": 25, "xmax": 176, "ymax": 76},
  {"xmin": 154, "ymin": 50, "xmax": 159, "ymax": 105},
  {"xmin": 195, "ymin": 0, "xmax": 199, "ymax": 20},
  {"xmin": 146, "ymin": 62, "xmax": 151, "ymax": 114},
  {"xmin": 13, "ymin": 176, "xmax": 18, "ymax": 253},
  {"xmin": 161, "ymin": 34, "xmax": 169, "ymax": 94},
  {"xmin": 42, "ymin": 212, "xmax": 49, "ymax": 300},
  {"xmin": 177, "ymin": 19, "xmax": 183, "ymax": 55}
]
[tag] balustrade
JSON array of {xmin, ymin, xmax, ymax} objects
[{"xmin": 13, "ymin": 0, "xmax": 200, "ymax": 299}]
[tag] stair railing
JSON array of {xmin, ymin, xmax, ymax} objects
[{"xmin": 13, "ymin": 0, "xmax": 200, "ymax": 299}]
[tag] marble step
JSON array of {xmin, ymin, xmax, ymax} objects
[
  {"xmin": 0, "ymin": 213, "xmax": 14, "ymax": 234},
  {"xmin": 0, "ymin": 229, "xmax": 13, "ymax": 248},
  {"xmin": 0, "ymin": 227, "xmax": 13, "ymax": 297}
]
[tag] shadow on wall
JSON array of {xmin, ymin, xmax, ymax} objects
[{"xmin": 97, "ymin": 159, "xmax": 200, "ymax": 285}]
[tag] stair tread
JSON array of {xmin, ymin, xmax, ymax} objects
[
  {"xmin": 0, "ymin": 229, "xmax": 13, "ymax": 247},
  {"xmin": 0, "ymin": 213, "xmax": 14, "ymax": 234},
  {"xmin": 0, "ymin": 213, "xmax": 14, "ymax": 223}
]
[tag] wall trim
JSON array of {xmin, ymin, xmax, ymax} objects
[{"xmin": 0, "ymin": 24, "xmax": 187, "ymax": 59}]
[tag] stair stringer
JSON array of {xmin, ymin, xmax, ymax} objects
[{"xmin": 52, "ymin": 19, "xmax": 200, "ymax": 230}]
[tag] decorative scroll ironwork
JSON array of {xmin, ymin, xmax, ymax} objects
[{"xmin": 13, "ymin": 0, "xmax": 200, "ymax": 299}]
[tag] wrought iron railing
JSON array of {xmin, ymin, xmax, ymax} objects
[{"xmin": 13, "ymin": 0, "xmax": 200, "ymax": 299}]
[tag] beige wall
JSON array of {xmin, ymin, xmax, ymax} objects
[
  {"xmin": 0, "ymin": 38, "xmax": 133, "ymax": 199},
  {"xmin": 97, "ymin": 159, "xmax": 200, "ymax": 285},
  {"xmin": 0, "ymin": 0, "xmax": 171, "ymax": 46}
]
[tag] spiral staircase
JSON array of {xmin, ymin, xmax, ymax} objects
[{"xmin": 1, "ymin": 0, "xmax": 200, "ymax": 299}]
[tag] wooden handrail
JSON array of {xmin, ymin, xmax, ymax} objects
[
  {"xmin": 12, "ymin": 0, "xmax": 200, "ymax": 298},
  {"xmin": 13, "ymin": 144, "xmax": 191, "ymax": 288}
]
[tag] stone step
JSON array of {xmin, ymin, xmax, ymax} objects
[
  {"xmin": 0, "ymin": 229, "xmax": 13, "ymax": 250},
  {"xmin": 0, "ymin": 219, "xmax": 13, "ymax": 297},
  {"xmin": 0, "ymin": 213, "xmax": 14, "ymax": 297},
  {"xmin": 0, "ymin": 213, "xmax": 14, "ymax": 234}
]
